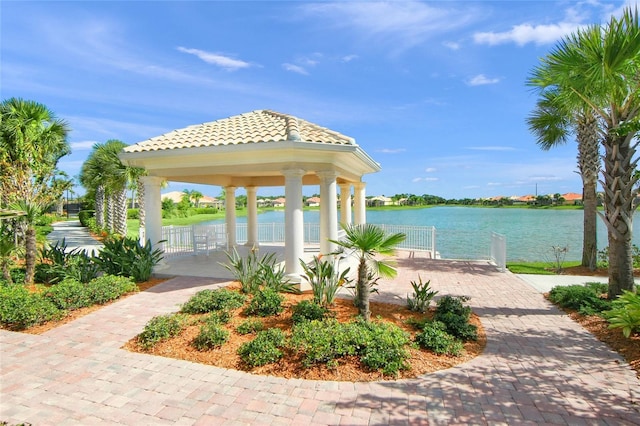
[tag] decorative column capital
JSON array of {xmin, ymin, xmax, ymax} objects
[
  {"xmin": 353, "ymin": 181, "xmax": 366, "ymax": 190},
  {"xmin": 317, "ymin": 170, "xmax": 340, "ymax": 182},
  {"xmin": 140, "ymin": 176, "xmax": 165, "ymax": 187},
  {"xmin": 282, "ymin": 168, "xmax": 306, "ymax": 178}
]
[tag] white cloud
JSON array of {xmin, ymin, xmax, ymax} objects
[
  {"xmin": 342, "ymin": 54, "xmax": 358, "ymax": 62},
  {"xmin": 442, "ymin": 41, "xmax": 461, "ymax": 50},
  {"xmin": 466, "ymin": 74, "xmax": 501, "ymax": 86},
  {"xmin": 282, "ymin": 63, "xmax": 308, "ymax": 75},
  {"xmin": 413, "ymin": 177, "xmax": 439, "ymax": 182},
  {"xmin": 377, "ymin": 148, "xmax": 406, "ymax": 154},
  {"xmin": 299, "ymin": 1, "xmax": 478, "ymax": 52},
  {"xmin": 70, "ymin": 140, "xmax": 98, "ymax": 150},
  {"xmin": 467, "ymin": 146, "xmax": 516, "ymax": 151},
  {"xmin": 177, "ymin": 47, "xmax": 252, "ymax": 71},
  {"xmin": 425, "ymin": 167, "xmax": 437, "ymax": 172},
  {"xmin": 473, "ymin": 21, "xmax": 582, "ymax": 46}
]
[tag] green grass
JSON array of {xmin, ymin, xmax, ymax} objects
[
  {"xmin": 507, "ymin": 260, "xmax": 581, "ymax": 274},
  {"xmin": 126, "ymin": 212, "xmax": 235, "ymax": 239}
]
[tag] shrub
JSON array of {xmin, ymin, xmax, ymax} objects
[
  {"xmin": 223, "ymin": 248, "xmax": 298, "ymax": 294},
  {"xmin": 291, "ymin": 300, "xmax": 328, "ymax": 324},
  {"xmin": 86, "ymin": 275, "xmax": 137, "ymax": 305},
  {"xmin": 44, "ymin": 278, "xmax": 91, "ymax": 310},
  {"xmin": 203, "ymin": 309, "xmax": 232, "ymax": 325},
  {"xmin": 78, "ymin": 210, "xmax": 95, "ymax": 227},
  {"xmin": 93, "ymin": 237, "xmax": 164, "ymax": 282},
  {"xmin": 236, "ymin": 318, "xmax": 264, "ymax": 335},
  {"xmin": 406, "ymin": 275, "xmax": 438, "ymax": 313},
  {"xmin": 0, "ymin": 285, "xmax": 62, "ymax": 330},
  {"xmin": 138, "ymin": 314, "xmax": 186, "ymax": 350},
  {"xmin": 359, "ymin": 320, "xmax": 411, "ymax": 375},
  {"xmin": 37, "ymin": 242, "xmax": 101, "ymax": 285},
  {"xmin": 300, "ymin": 255, "xmax": 351, "ymax": 307},
  {"xmin": 238, "ymin": 328, "xmax": 286, "ymax": 367},
  {"xmin": 181, "ymin": 288, "xmax": 246, "ymax": 314},
  {"xmin": 415, "ymin": 321, "xmax": 463, "ymax": 356},
  {"xmin": 605, "ymin": 291, "xmax": 640, "ymax": 338},
  {"xmin": 244, "ymin": 287, "xmax": 284, "ymax": 317},
  {"xmin": 127, "ymin": 208, "xmax": 139, "ymax": 219},
  {"xmin": 548, "ymin": 283, "xmax": 611, "ymax": 315},
  {"xmin": 192, "ymin": 323, "xmax": 230, "ymax": 350},
  {"xmin": 434, "ymin": 295, "xmax": 478, "ymax": 341}
]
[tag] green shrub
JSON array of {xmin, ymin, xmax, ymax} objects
[
  {"xmin": 192, "ymin": 323, "xmax": 230, "ymax": 350},
  {"xmin": 238, "ymin": 328, "xmax": 286, "ymax": 367},
  {"xmin": 181, "ymin": 288, "xmax": 246, "ymax": 314},
  {"xmin": 93, "ymin": 237, "xmax": 164, "ymax": 282},
  {"xmin": 291, "ymin": 300, "xmax": 328, "ymax": 324},
  {"xmin": 192, "ymin": 207, "xmax": 218, "ymax": 215},
  {"xmin": 138, "ymin": 314, "xmax": 186, "ymax": 350},
  {"xmin": 223, "ymin": 248, "xmax": 298, "ymax": 294},
  {"xmin": 203, "ymin": 309, "xmax": 232, "ymax": 325},
  {"xmin": 78, "ymin": 210, "xmax": 95, "ymax": 227},
  {"xmin": 548, "ymin": 283, "xmax": 611, "ymax": 315},
  {"xmin": 244, "ymin": 287, "xmax": 284, "ymax": 317},
  {"xmin": 605, "ymin": 291, "xmax": 640, "ymax": 338},
  {"xmin": 415, "ymin": 321, "xmax": 463, "ymax": 356},
  {"xmin": 86, "ymin": 275, "xmax": 137, "ymax": 305},
  {"xmin": 433, "ymin": 295, "xmax": 477, "ymax": 341},
  {"xmin": 359, "ymin": 320, "xmax": 411, "ymax": 375},
  {"xmin": 236, "ymin": 318, "xmax": 264, "ymax": 335},
  {"xmin": 0, "ymin": 285, "xmax": 62, "ymax": 330},
  {"xmin": 406, "ymin": 275, "xmax": 438, "ymax": 313},
  {"xmin": 127, "ymin": 208, "xmax": 139, "ymax": 219},
  {"xmin": 44, "ymin": 278, "xmax": 91, "ymax": 310},
  {"xmin": 300, "ymin": 255, "xmax": 351, "ymax": 307}
]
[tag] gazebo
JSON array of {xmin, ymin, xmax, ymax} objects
[{"xmin": 119, "ymin": 110, "xmax": 381, "ymax": 279}]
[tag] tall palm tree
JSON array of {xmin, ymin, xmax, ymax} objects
[
  {"xmin": 79, "ymin": 144, "xmax": 106, "ymax": 229},
  {"xmin": 528, "ymin": 8, "xmax": 640, "ymax": 297},
  {"xmin": 0, "ymin": 98, "xmax": 70, "ymax": 285},
  {"xmin": 331, "ymin": 224, "xmax": 405, "ymax": 322},
  {"xmin": 527, "ymin": 89, "xmax": 601, "ymax": 269}
]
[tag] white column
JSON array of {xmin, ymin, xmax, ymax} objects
[
  {"xmin": 225, "ymin": 186, "xmax": 237, "ymax": 247},
  {"xmin": 142, "ymin": 176, "xmax": 164, "ymax": 248},
  {"xmin": 283, "ymin": 168, "xmax": 305, "ymax": 281},
  {"xmin": 354, "ymin": 182, "xmax": 366, "ymax": 225},
  {"xmin": 339, "ymin": 183, "xmax": 352, "ymax": 226},
  {"xmin": 318, "ymin": 171, "xmax": 339, "ymax": 255},
  {"xmin": 245, "ymin": 186, "xmax": 258, "ymax": 247}
]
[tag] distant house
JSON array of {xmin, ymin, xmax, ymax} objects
[
  {"xmin": 562, "ymin": 192, "xmax": 583, "ymax": 205},
  {"xmin": 306, "ymin": 196, "xmax": 321, "ymax": 207},
  {"xmin": 367, "ymin": 196, "xmax": 393, "ymax": 207},
  {"xmin": 161, "ymin": 191, "xmax": 188, "ymax": 203},
  {"xmin": 199, "ymin": 195, "xmax": 224, "ymax": 209},
  {"xmin": 512, "ymin": 195, "xmax": 536, "ymax": 205},
  {"xmin": 273, "ymin": 197, "xmax": 286, "ymax": 208}
]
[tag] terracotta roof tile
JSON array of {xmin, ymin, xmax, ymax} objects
[{"xmin": 124, "ymin": 110, "xmax": 355, "ymax": 153}]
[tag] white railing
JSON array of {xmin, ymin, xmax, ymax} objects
[
  {"xmin": 161, "ymin": 222, "xmax": 437, "ymax": 258},
  {"xmin": 490, "ymin": 231, "xmax": 507, "ymax": 272},
  {"xmin": 372, "ymin": 223, "xmax": 437, "ymax": 259}
]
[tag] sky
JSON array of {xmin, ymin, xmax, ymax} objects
[{"xmin": 2, "ymin": 0, "xmax": 638, "ymax": 200}]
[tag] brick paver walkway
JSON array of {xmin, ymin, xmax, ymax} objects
[{"xmin": 1, "ymin": 258, "xmax": 639, "ymax": 425}]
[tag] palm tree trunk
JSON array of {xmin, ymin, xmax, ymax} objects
[
  {"xmin": 106, "ymin": 194, "xmax": 114, "ymax": 232},
  {"xmin": 601, "ymin": 133, "xmax": 637, "ymax": 298},
  {"xmin": 114, "ymin": 187, "xmax": 128, "ymax": 236},
  {"xmin": 357, "ymin": 257, "xmax": 371, "ymax": 322},
  {"xmin": 95, "ymin": 185, "xmax": 105, "ymax": 229},
  {"xmin": 24, "ymin": 226, "xmax": 37, "ymax": 285},
  {"xmin": 137, "ymin": 176, "xmax": 146, "ymax": 241},
  {"xmin": 577, "ymin": 112, "xmax": 600, "ymax": 269}
]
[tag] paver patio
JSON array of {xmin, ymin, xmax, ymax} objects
[{"xmin": 1, "ymin": 257, "xmax": 639, "ymax": 425}]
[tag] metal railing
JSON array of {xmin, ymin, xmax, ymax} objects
[
  {"xmin": 372, "ymin": 223, "xmax": 436, "ymax": 259},
  {"xmin": 490, "ymin": 231, "xmax": 507, "ymax": 272}
]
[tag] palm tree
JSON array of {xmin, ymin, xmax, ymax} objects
[
  {"xmin": 79, "ymin": 144, "xmax": 106, "ymax": 229},
  {"xmin": 191, "ymin": 190, "xmax": 204, "ymax": 208},
  {"xmin": 527, "ymin": 89, "xmax": 601, "ymax": 269},
  {"xmin": 331, "ymin": 224, "xmax": 405, "ymax": 322},
  {"xmin": 528, "ymin": 8, "xmax": 640, "ymax": 298},
  {"xmin": 0, "ymin": 98, "xmax": 70, "ymax": 285}
]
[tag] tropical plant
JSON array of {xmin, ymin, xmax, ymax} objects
[
  {"xmin": 527, "ymin": 91, "xmax": 601, "ymax": 269},
  {"xmin": 138, "ymin": 314, "xmax": 186, "ymax": 350},
  {"xmin": 222, "ymin": 248, "xmax": 297, "ymax": 293},
  {"xmin": 300, "ymin": 255, "xmax": 351, "ymax": 307},
  {"xmin": 93, "ymin": 236, "xmax": 164, "ymax": 282},
  {"xmin": 0, "ymin": 98, "xmax": 71, "ymax": 285},
  {"xmin": 527, "ymin": 8, "xmax": 640, "ymax": 297},
  {"xmin": 180, "ymin": 288, "xmax": 246, "ymax": 314},
  {"xmin": 406, "ymin": 275, "xmax": 438, "ymax": 313},
  {"xmin": 0, "ymin": 229, "xmax": 19, "ymax": 284},
  {"xmin": 330, "ymin": 223, "xmax": 405, "ymax": 321},
  {"xmin": 605, "ymin": 290, "xmax": 640, "ymax": 337}
]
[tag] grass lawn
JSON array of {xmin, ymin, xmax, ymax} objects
[
  {"xmin": 506, "ymin": 260, "xmax": 581, "ymax": 274},
  {"xmin": 126, "ymin": 212, "xmax": 232, "ymax": 239}
]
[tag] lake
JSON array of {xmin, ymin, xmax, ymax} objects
[{"xmin": 205, "ymin": 207, "xmax": 640, "ymax": 262}]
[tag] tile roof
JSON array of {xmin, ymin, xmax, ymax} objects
[{"xmin": 123, "ymin": 110, "xmax": 356, "ymax": 153}]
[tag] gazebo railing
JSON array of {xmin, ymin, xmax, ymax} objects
[{"xmin": 161, "ymin": 222, "xmax": 437, "ymax": 259}]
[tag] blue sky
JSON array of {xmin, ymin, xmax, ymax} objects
[{"xmin": 2, "ymin": 0, "xmax": 637, "ymax": 199}]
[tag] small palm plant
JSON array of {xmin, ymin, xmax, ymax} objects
[
  {"xmin": 0, "ymin": 231, "xmax": 20, "ymax": 284},
  {"xmin": 331, "ymin": 224, "xmax": 405, "ymax": 322}
]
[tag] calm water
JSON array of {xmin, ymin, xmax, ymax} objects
[{"xmin": 205, "ymin": 207, "xmax": 640, "ymax": 262}]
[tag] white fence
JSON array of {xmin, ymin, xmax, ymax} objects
[
  {"xmin": 490, "ymin": 231, "xmax": 507, "ymax": 272},
  {"xmin": 161, "ymin": 223, "xmax": 503, "ymax": 267}
]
